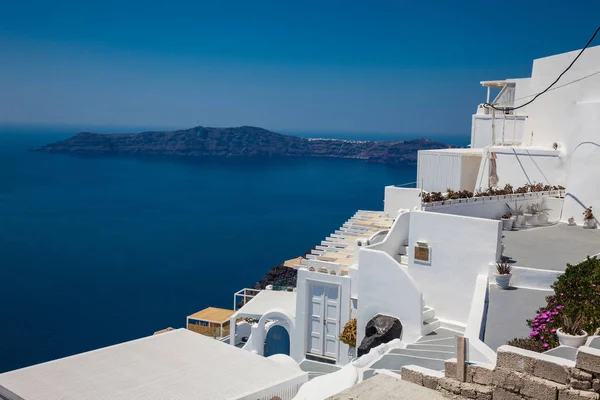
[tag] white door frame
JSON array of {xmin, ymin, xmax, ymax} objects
[{"xmin": 307, "ymin": 281, "xmax": 340, "ymax": 359}]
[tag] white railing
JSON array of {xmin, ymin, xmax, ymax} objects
[{"xmin": 233, "ymin": 288, "xmax": 261, "ymax": 311}]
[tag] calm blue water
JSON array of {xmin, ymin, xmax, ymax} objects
[{"xmin": 0, "ymin": 126, "xmax": 468, "ymax": 373}]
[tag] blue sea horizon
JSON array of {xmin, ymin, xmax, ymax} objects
[{"xmin": 0, "ymin": 125, "xmax": 469, "ymax": 373}]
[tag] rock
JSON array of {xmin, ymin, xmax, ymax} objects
[{"xmin": 357, "ymin": 314, "xmax": 402, "ymax": 357}]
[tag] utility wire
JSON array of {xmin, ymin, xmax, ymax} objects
[
  {"xmin": 486, "ymin": 25, "xmax": 600, "ymax": 111},
  {"xmin": 512, "ymin": 69, "xmax": 600, "ymax": 102}
]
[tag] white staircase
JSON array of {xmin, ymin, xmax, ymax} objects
[
  {"xmin": 421, "ymin": 305, "xmax": 440, "ymax": 336},
  {"xmin": 398, "ymin": 239, "xmax": 409, "ymax": 266}
]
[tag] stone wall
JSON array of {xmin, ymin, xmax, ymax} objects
[{"xmin": 401, "ymin": 345, "xmax": 600, "ymax": 400}]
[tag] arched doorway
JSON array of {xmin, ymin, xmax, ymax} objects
[{"xmin": 264, "ymin": 325, "xmax": 290, "ymax": 357}]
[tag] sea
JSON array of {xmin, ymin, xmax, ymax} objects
[{"xmin": 0, "ymin": 125, "xmax": 469, "ymax": 373}]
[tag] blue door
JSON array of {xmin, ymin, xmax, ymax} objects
[{"xmin": 264, "ymin": 325, "xmax": 290, "ymax": 357}]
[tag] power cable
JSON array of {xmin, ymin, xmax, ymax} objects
[
  {"xmin": 485, "ymin": 25, "xmax": 600, "ymax": 111},
  {"xmin": 512, "ymin": 69, "xmax": 600, "ymax": 102}
]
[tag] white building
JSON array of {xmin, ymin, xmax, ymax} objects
[
  {"xmin": 231, "ymin": 44, "xmax": 600, "ymax": 397},
  {"xmin": 2, "ymin": 44, "xmax": 599, "ymax": 400}
]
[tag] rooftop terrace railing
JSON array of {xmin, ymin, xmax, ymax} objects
[{"xmin": 393, "ymin": 181, "xmax": 417, "ymax": 188}]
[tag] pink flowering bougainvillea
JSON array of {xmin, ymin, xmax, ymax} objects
[{"xmin": 509, "ymin": 257, "xmax": 600, "ymax": 351}]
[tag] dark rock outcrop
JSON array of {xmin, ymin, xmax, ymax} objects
[
  {"xmin": 357, "ymin": 314, "xmax": 403, "ymax": 357},
  {"xmin": 253, "ymin": 265, "xmax": 297, "ymax": 290},
  {"xmin": 32, "ymin": 125, "xmax": 455, "ymax": 165}
]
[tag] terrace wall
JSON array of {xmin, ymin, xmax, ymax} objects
[
  {"xmin": 423, "ymin": 191, "xmax": 564, "ymax": 221},
  {"xmin": 402, "ymin": 344, "xmax": 600, "ymax": 400},
  {"xmin": 407, "ymin": 211, "xmax": 502, "ymax": 327}
]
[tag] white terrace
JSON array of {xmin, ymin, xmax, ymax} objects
[{"xmin": 295, "ymin": 210, "xmax": 397, "ymax": 276}]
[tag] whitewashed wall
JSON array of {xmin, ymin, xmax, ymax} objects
[
  {"xmin": 357, "ymin": 248, "xmax": 423, "ymax": 345},
  {"xmin": 292, "ymin": 269, "xmax": 352, "ymax": 366},
  {"xmin": 383, "ymin": 186, "xmax": 421, "ymax": 216},
  {"xmin": 524, "ymin": 45, "xmax": 600, "ymax": 148},
  {"xmin": 407, "ymin": 211, "xmax": 501, "ymax": 327},
  {"xmin": 515, "ymin": 45, "xmax": 600, "ymax": 223},
  {"xmin": 562, "ymin": 102, "xmax": 600, "ymax": 225},
  {"xmin": 367, "ymin": 210, "xmax": 410, "ymax": 256},
  {"xmin": 417, "ymin": 151, "xmax": 462, "ymax": 192}
]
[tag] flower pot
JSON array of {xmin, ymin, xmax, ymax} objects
[
  {"xmin": 526, "ymin": 214, "xmax": 540, "ymax": 226},
  {"xmin": 585, "ymin": 219, "xmax": 596, "ymax": 229},
  {"xmin": 568, "ymin": 217, "xmax": 576, "ymax": 226},
  {"xmin": 538, "ymin": 213, "xmax": 549, "ymax": 224},
  {"xmin": 501, "ymin": 218, "xmax": 514, "ymax": 230},
  {"xmin": 556, "ymin": 328, "xmax": 588, "ymax": 348},
  {"xmin": 494, "ymin": 273, "xmax": 512, "ymax": 289}
]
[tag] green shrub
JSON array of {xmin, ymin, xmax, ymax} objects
[
  {"xmin": 524, "ymin": 256, "xmax": 600, "ymax": 349},
  {"xmin": 507, "ymin": 337, "xmax": 548, "ymax": 353}
]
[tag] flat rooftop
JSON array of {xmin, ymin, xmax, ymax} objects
[
  {"xmin": 0, "ymin": 329, "xmax": 307, "ymax": 400},
  {"xmin": 503, "ymin": 223, "xmax": 600, "ymax": 271}
]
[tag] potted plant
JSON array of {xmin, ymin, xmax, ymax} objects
[
  {"xmin": 557, "ymin": 315, "xmax": 588, "ymax": 348},
  {"xmin": 506, "ymin": 203, "xmax": 525, "ymax": 228},
  {"xmin": 339, "ymin": 318, "xmax": 357, "ymax": 358},
  {"xmin": 501, "ymin": 213, "xmax": 514, "ymax": 230},
  {"xmin": 495, "ymin": 262, "xmax": 512, "ymax": 289},
  {"xmin": 537, "ymin": 206, "xmax": 551, "ymax": 224},
  {"xmin": 525, "ymin": 203, "xmax": 544, "ymax": 226},
  {"xmin": 583, "ymin": 207, "xmax": 596, "ymax": 229},
  {"xmin": 568, "ymin": 216, "xmax": 576, "ymax": 226}
]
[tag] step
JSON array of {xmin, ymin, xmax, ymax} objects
[
  {"xmin": 406, "ymin": 343, "xmax": 456, "ymax": 352},
  {"xmin": 402, "ymin": 239, "xmax": 409, "ymax": 246},
  {"xmin": 421, "ymin": 317, "xmax": 441, "ymax": 336},
  {"xmin": 398, "ymin": 245, "xmax": 409, "ymax": 255},
  {"xmin": 399, "ymin": 255, "xmax": 409, "ymax": 265},
  {"xmin": 389, "ymin": 348, "xmax": 455, "ymax": 360},
  {"xmin": 416, "ymin": 328, "xmax": 461, "ymax": 344},
  {"xmin": 369, "ymin": 354, "xmax": 446, "ymax": 372},
  {"xmin": 422, "ymin": 306, "xmax": 435, "ymax": 321}
]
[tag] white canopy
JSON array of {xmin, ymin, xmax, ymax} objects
[
  {"xmin": 0, "ymin": 329, "xmax": 307, "ymax": 400},
  {"xmin": 233, "ymin": 290, "xmax": 297, "ymax": 319}
]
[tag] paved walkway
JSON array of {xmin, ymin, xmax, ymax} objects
[
  {"xmin": 502, "ymin": 223, "xmax": 600, "ymax": 271},
  {"xmin": 484, "ymin": 223, "xmax": 600, "ymax": 349},
  {"xmin": 484, "ymin": 285, "xmax": 548, "ymax": 350},
  {"xmin": 327, "ymin": 373, "xmax": 451, "ymax": 399}
]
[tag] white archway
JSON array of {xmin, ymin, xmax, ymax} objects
[{"xmin": 252, "ymin": 308, "xmax": 295, "ymax": 356}]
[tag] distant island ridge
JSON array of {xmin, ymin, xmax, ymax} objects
[{"xmin": 33, "ymin": 125, "xmax": 455, "ymax": 165}]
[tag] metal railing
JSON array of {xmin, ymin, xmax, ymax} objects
[{"xmin": 394, "ymin": 181, "xmax": 417, "ymax": 188}]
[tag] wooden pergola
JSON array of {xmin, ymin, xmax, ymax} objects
[{"xmin": 187, "ymin": 307, "xmax": 235, "ymax": 339}]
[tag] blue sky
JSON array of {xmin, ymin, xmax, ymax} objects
[{"xmin": 1, "ymin": 0, "xmax": 598, "ymax": 134}]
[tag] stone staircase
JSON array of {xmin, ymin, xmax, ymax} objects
[{"xmin": 361, "ymin": 328, "xmax": 460, "ymax": 380}]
